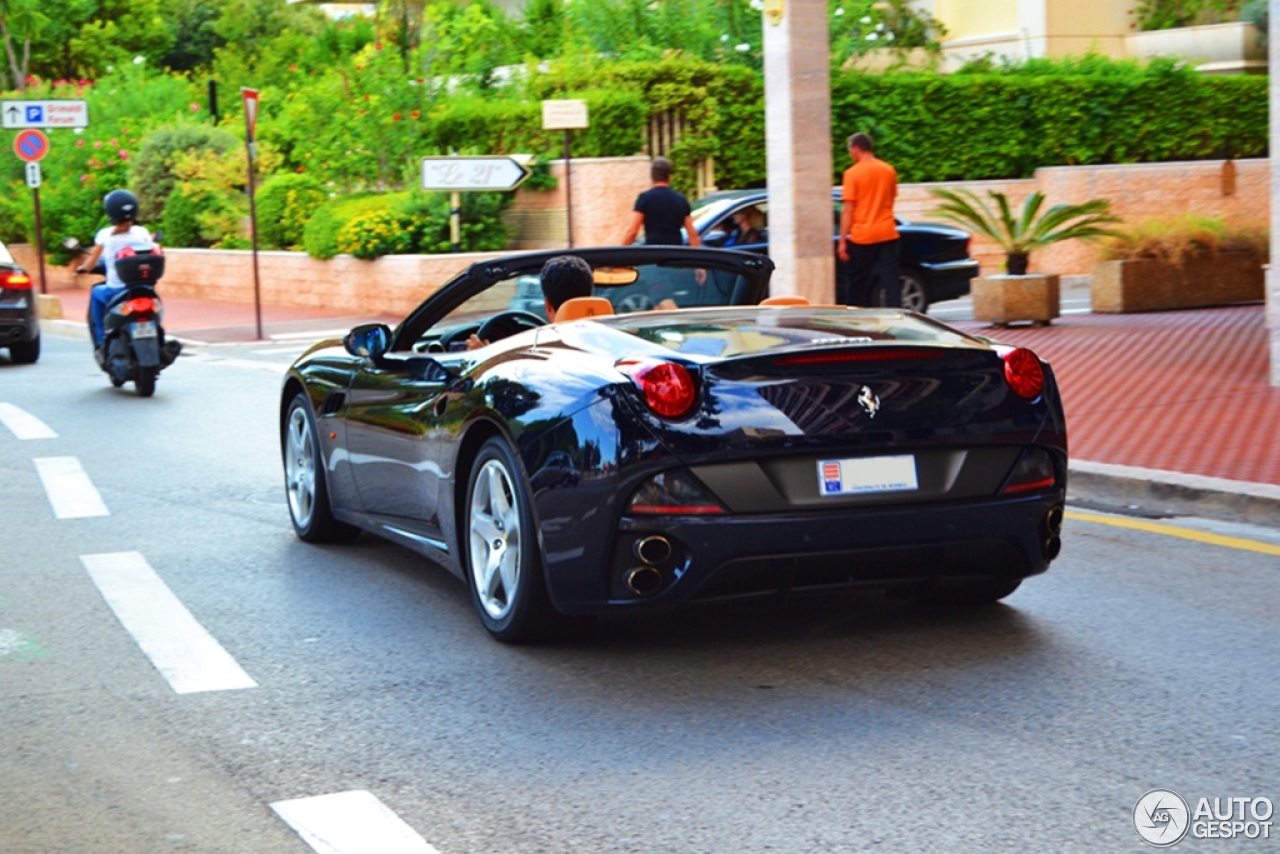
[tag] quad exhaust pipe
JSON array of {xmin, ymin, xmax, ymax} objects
[
  {"xmin": 1043, "ymin": 505, "xmax": 1064, "ymax": 560},
  {"xmin": 625, "ymin": 535, "xmax": 673, "ymax": 595}
]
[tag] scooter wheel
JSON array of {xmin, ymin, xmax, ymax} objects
[
  {"xmin": 136, "ymin": 365, "xmax": 157, "ymax": 397},
  {"xmin": 110, "ymin": 375, "xmax": 126, "ymax": 388}
]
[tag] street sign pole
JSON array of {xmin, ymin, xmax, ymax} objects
[
  {"xmin": 541, "ymin": 101, "xmax": 589, "ymax": 249},
  {"xmin": 13, "ymin": 129, "xmax": 51, "ymax": 293},
  {"xmin": 31, "ymin": 183, "xmax": 46, "ymax": 294},
  {"xmin": 420, "ymin": 156, "xmax": 532, "ymax": 251},
  {"xmin": 242, "ymin": 87, "xmax": 263, "ymax": 340}
]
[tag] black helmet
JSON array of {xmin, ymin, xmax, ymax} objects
[{"xmin": 104, "ymin": 189, "xmax": 139, "ymax": 224}]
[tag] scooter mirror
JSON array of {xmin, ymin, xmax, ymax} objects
[{"xmin": 63, "ymin": 237, "xmax": 82, "ymax": 250}]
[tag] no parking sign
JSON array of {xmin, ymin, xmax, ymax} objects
[{"xmin": 13, "ymin": 128, "xmax": 50, "ymax": 162}]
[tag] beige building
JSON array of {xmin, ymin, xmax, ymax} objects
[{"xmin": 906, "ymin": 0, "xmax": 1265, "ymax": 74}]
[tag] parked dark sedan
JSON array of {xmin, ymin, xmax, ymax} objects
[
  {"xmin": 0, "ymin": 240, "xmax": 40, "ymax": 364},
  {"xmin": 690, "ymin": 189, "xmax": 979, "ymax": 313},
  {"xmin": 281, "ymin": 246, "xmax": 1066, "ymax": 643}
]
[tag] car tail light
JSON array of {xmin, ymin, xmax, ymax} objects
[
  {"xmin": 0, "ymin": 270, "xmax": 32, "ymax": 290},
  {"xmin": 1001, "ymin": 447, "xmax": 1058, "ymax": 494},
  {"xmin": 121, "ymin": 296, "xmax": 157, "ymax": 315},
  {"xmin": 1000, "ymin": 347, "xmax": 1044, "ymax": 399},
  {"xmin": 616, "ymin": 358, "xmax": 698, "ymax": 418},
  {"xmin": 627, "ymin": 470, "xmax": 726, "ymax": 515}
]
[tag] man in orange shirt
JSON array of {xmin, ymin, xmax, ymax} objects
[{"xmin": 837, "ymin": 132, "xmax": 901, "ymax": 307}]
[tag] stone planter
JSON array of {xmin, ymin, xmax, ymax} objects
[
  {"xmin": 1091, "ymin": 252, "xmax": 1265, "ymax": 313},
  {"xmin": 971, "ymin": 274, "xmax": 1060, "ymax": 326},
  {"xmin": 1126, "ymin": 21, "xmax": 1266, "ymax": 75}
]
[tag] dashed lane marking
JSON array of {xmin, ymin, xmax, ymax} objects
[
  {"xmin": 271, "ymin": 790, "xmax": 441, "ymax": 854},
  {"xmin": 81, "ymin": 551, "xmax": 258, "ymax": 694},
  {"xmin": 33, "ymin": 456, "xmax": 108, "ymax": 518},
  {"xmin": 1067, "ymin": 510, "xmax": 1280, "ymax": 557},
  {"xmin": 0, "ymin": 402, "xmax": 57, "ymax": 439}
]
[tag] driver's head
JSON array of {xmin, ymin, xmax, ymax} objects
[{"xmin": 540, "ymin": 255, "xmax": 594, "ymax": 312}]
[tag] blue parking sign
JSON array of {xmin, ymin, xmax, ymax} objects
[{"xmin": 25, "ymin": 105, "xmax": 42, "ymax": 123}]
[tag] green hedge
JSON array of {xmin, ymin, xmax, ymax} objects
[{"xmin": 828, "ymin": 61, "xmax": 1268, "ymax": 182}]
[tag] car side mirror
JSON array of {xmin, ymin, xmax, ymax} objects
[
  {"xmin": 703, "ymin": 229, "xmax": 730, "ymax": 247},
  {"xmin": 344, "ymin": 323, "xmax": 392, "ymax": 359}
]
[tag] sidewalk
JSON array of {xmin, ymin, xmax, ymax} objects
[{"xmin": 37, "ymin": 284, "xmax": 1280, "ymax": 524}]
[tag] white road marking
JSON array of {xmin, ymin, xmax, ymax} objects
[
  {"xmin": 0, "ymin": 402, "xmax": 57, "ymax": 439},
  {"xmin": 81, "ymin": 551, "xmax": 258, "ymax": 694},
  {"xmin": 183, "ymin": 352, "xmax": 289, "ymax": 373},
  {"xmin": 271, "ymin": 790, "xmax": 441, "ymax": 854},
  {"xmin": 33, "ymin": 456, "xmax": 109, "ymax": 518}
]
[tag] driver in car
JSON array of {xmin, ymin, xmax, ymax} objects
[{"xmin": 467, "ymin": 255, "xmax": 595, "ymax": 349}]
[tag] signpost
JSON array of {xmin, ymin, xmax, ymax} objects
[
  {"xmin": 11, "ymin": 128, "xmax": 51, "ymax": 293},
  {"xmin": 242, "ymin": 87, "xmax": 263, "ymax": 340},
  {"xmin": 421, "ymin": 155, "xmax": 532, "ymax": 251},
  {"xmin": 541, "ymin": 100, "xmax": 589, "ymax": 247},
  {"xmin": 2, "ymin": 99, "xmax": 89, "ymax": 129}
]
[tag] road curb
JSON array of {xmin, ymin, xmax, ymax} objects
[{"xmin": 1068, "ymin": 459, "xmax": 1280, "ymax": 526}]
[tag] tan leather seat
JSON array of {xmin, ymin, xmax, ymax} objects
[
  {"xmin": 759, "ymin": 295, "xmax": 810, "ymax": 306},
  {"xmin": 554, "ymin": 297, "xmax": 614, "ymax": 322}
]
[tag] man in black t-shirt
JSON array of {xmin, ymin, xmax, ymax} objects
[{"xmin": 621, "ymin": 157, "xmax": 703, "ymax": 247}]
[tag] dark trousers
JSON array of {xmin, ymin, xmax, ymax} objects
[{"xmin": 841, "ymin": 239, "xmax": 901, "ymax": 308}]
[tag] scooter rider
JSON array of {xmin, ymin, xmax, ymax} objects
[{"xmin": 77, "ymin": 189, "xmax": 155, "ymax": 361}]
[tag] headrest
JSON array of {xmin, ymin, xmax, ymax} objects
[
  {"xmin": 554, "ymin": 297, "xmax": 614, "ymax": 322},
  {"xmin": 759, "ymin": 295, "xmax": 810, "ymax": 306}
]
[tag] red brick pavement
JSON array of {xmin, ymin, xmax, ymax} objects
[{"xmin": 954, "ymin": 304, "xmax": 1280, "ymax": 487}]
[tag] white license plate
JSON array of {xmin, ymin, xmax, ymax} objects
[
  {"xmin": 132, "ymin": 320, "xmax": 157, "ymax": 339},
  {"xmin": 818, "ymin": 455, "xmax": 918, "ymax": 496}
]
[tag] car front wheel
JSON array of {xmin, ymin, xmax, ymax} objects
[{"xmin": 466, "ymin": 437, "xmax": 553, "ymax": 643}]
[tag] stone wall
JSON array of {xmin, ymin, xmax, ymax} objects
[{"xmin": 12, "ymin": 157, "xmax": 1269, "ymax": 315}]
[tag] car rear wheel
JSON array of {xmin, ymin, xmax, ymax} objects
[
  {"xmin": 465, "ymin": 437, "xmax": 553, "ymax": 643},
  {"xmin": 9, "ymin": 336, "xmax": 40, "ymax": 364},
  {"xmin": 898, "ymin": 271, "xmax": 928, "ymax": 313},
  {"xmin": 283, "ymin": 392, "xmax": 359, "ymax": 543}
]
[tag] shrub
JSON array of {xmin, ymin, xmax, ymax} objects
[
  {"xmin": 1101, "ymin": 214, "xmax": 1270, "ymax": 264},
  {"xmin": 256, "ymin": 173, "xmax": 328, "ymax": 250},
  {"xmin": 131, "ymin": 124, "xmax": 240, "ymax": 226},
  {"xmin": 337, "ymin": 209, "xmax": 417, "ymax": 259}
]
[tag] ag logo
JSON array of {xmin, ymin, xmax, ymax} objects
[{"xmin": 1134, "ymin": 789, "xmax": 1190, "ymax": 847}]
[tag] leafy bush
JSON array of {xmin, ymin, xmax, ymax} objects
[
  {"xmin": 256, "ymin": 173, "xmax": 329, "ymax": 250},
  {"xmin": 303, "ymin": 190, "xmax": 511, "ymax": 259},
  {"xmin": 132, "ymin": 124, "xmax": 241, "ymax": 225},
  {"xmin": 1101, "ymin": 214, "xmax": 1269, "ymax": 264}
]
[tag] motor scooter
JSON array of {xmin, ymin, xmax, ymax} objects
[{"xmin": 67, "ymin": 237, "xmax": 181, "ymax": 397}]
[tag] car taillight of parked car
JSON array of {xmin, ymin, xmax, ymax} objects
[{"xmin": 0, "ymin": 271, "xmax": 32, "ymax": 290}]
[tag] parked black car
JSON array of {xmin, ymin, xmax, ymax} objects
[
  {"xmin": 0, "ymin": 240, "xmax": 40, "ymax": 364},
  {"xmin": 690, "ymin": 189, "xmax": 979, "ymax": 313}
]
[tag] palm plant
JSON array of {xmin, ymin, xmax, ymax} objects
[{"xmin": 929, "ymin": 188, "xmax": 1121, "ymax": 275}]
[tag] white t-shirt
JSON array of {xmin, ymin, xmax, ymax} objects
[{"xmin": 95, "ymin": 224, "xmax": 155, "ymax": 289}]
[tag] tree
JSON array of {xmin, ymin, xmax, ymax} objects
[{"xmin": 0, "ymin": 0, "xmax": 44, "ymax": 91}]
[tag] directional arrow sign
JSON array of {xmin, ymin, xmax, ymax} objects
[
  {"xmin": 2, "ymin": 99, "xmax": 89, "ymax": 129},
  {"xmin": 421, "ymin": 156, "xmax": 531, "ymax": 192}
]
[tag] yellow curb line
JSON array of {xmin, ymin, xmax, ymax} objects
[{"xmin": 1066, "ymin": 510, "xmax": 1280, "ymax": 557}]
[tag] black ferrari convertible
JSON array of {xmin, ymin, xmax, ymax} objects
[{"xmin": 281, "ymin": 246, "xmax": 1067, "ymax": 643}]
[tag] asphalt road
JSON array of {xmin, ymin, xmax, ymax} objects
[{"xmin": 2, "ymin": 334, "xmax": 1277, "ymax": 853}]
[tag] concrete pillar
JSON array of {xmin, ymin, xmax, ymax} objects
[
  {"xmin": 1269, "ymin": 0, "xmax": 1280, "ymax": 385},
  {"xmin": 762, "ymin": 0, "xmax": 836, "ymax": 302}
]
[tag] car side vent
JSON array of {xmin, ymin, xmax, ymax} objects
[{"xmin": 320, "ymin": 392, "xmax": 345, "ymax": 416}]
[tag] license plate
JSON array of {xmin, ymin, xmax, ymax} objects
[
  {"xmin": 818, "ymin": 455, "xmax": 918, "ymax": 496},
  {"xmin": 133, "ymin": 320, "xmax": 157, "ymax": 339}
]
